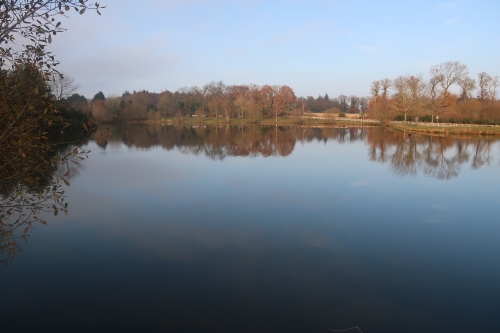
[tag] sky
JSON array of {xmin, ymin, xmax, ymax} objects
[{"xmin": 47, "ymin": 0, "xmax": 500, "ymax": 99}]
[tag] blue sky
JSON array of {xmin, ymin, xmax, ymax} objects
[{"xmin": 50, "ymin": 0, "xmax": 500, "ymax": 98}]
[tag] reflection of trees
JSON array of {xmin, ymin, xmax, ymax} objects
[
  {"xmin": 367, "ymin": 128, "xmax": 497, "ymax": 180},
  {"xmin": 97, "ymin": 124, "xmax": 370, "ymax": 160},
  {"xmin": 390, "ymin": 135, "xmax": 421, "ymax": 177},
  {"xmin": 93, "ymin": 125, "xmax": 497, "ymax": 180},
  {"xmin": 97, "ymin": 125, "xmax": 366, "ymax": 160},
  {"xmin": 0, "ymin": 183, "xmax": 66, "ymax": 269},
  {"xmin": 421, "ymin": 136, "xmax": 459, "ymax": 180},
  {"xmin": 0, "ymin": 144, "xmax": 88, "ymax": 271},
  {"xmin": 471, "ymin": 140, "xmax": 492, "ymax": 170}
]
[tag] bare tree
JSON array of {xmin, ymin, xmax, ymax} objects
[
  {"xmin": 429, "ymin": 62, "xmax": 467, "ymax": 118},
  {"xmin": 175, "ymin": 86, "xmax": 196, "ymax": 120},
  {"xmin": 276, "ymin": 85, "xmax": 296, "ymax": 118},
  {"xmin": 49, "ymin": 75, "xmax": 81, "ymax": 100},
  {"xmin": 349, "ymin": 95, "xmax": 360, "ymax": 113},
  {"xmin": 430, "ymin": 61, "xmax": 468, "ymax": 94},
  {"xmin": 476, "ymin": 72, "xmax": 499, "ymax": 103},
  {"xmin": 380, "ymin": 79, "xmax": 392, "ymax": 97},
  {"xmin": 359, "ymin": 97, "xmax": 369, "ymax": 114},
  {"xmin": 392, "ymin": 76, "xmax": 411, "ymax": 121},
  {"xmin": 428, "ymin": 75, "xmax": 442, "ymax": 122},
  {"xmin": 371, "ymin": 80, "xmax": 380, "ymax": 99},
  {"xmin": 337, "ymin": 95, "xmax": 349, "ymax": 113},
  {"xmin": 189, "ymin": 86, "xmax": 204, "ymax": 115},
  {"xmin": 220, "ymin": 93, "xmax": 233, "ymax": 121},
  {"xmin": 121, "ymin": 91, "xmax": 155, "ymax": 121},
  {"xmin": 370, "ymin": 79, "xmax": 393, "ymax": 123},
  {"xmin": 104, "ymin": 94, "xmax": 121, "ymax": 115},
  {"xmin": 203, "ymin": 81, "xmax": 226, "ymax": 120},
  {"xmin": 477, "ymin": 72, "xmax": 492, "ymax": 102},
  {"xmin": 392, "ymin": 75, "xmax": 427, "ymax": 122},
  {"xmin": 91, "ymin": 99, "xmax": 109, "ymax": 121},
  {"xmin": 487, "ymin": 76, "xmax": 499, "ymax": 103},
  {"xmin": 457, "ymin": 76, "xmax": 476, "ymax": 100},
  {"xmin": 260, "ymin": 85, "xmax": 276, "ymax": 118},
  {"xmin": 158, "ymin": 91, "xmax": 174, "ymax": 118},
  {"xmin": 234, "ymin": 95, "xmax": 248, "ymax": 117}
]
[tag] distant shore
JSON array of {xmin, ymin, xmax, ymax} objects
[
  {"xmin": 125, "ymin": 116, "xmax": 378, "ymax": 127},
  {"xmin": 390, "ymin": 122, "xmax": 500, "ymax": 136},
  {"xmin": 122, "ymin": 116, "xmax": 500, "ymax": 136}
]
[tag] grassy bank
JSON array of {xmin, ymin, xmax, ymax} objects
[{"xmin": 390, "ymin": 122, "xmax": 500, "ymax": 136}]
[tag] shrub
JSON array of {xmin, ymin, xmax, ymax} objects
[{"xmin": 420, "ymin": 114, "xmax": 432, "ymax": 122}]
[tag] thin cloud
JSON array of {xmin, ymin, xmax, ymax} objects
[{"xmin": 61, "ymin": 46, "xmax": 186, "ymax": 96}]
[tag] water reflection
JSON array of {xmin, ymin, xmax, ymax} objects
[
  {"xmin": 92, "ymin": 124, "xmax": 497, "ymax": 180},
  {"xmin": 2, "ymin": 124, "xmax": 499, "ymax": 333},
  {"xmin": 0, "ymin": 142, "xmax": 88, "ymax": 270},
  {"xmin": 367, "ymin": 128, "xmax": 495, "ymax": 179},
  {"xmin": 94, "ymin": 125, "xmax": 371, "ymax": 157}
]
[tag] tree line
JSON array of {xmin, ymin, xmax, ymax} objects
[
  {"xmin": 370, "ymin": 61, "xmax": 500, "ymax": 124},
  {"xmin": 64, "ymin": 82, "xmax": 369, "ymax": 122}
]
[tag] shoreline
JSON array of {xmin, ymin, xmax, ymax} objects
[
  {"xmin": 109, "ymin": 117, "xmax": 500, "ymax": 136},
  {"xmin": 124, "ymin": 117, "xmax": 378, "ymax": 127},
  {"xmin": 389, "ymin": 123, "xmax": 500, "ymax": 136}
]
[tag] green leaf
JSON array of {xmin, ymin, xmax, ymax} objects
[
  {"xmin": 48, "ymin": 34, "xmax": 52, "ymax": 44},
  {"xmin": 62, "ymin": 178, "xmax": 70, "ymax": 186}
]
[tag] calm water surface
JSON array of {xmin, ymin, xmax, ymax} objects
[{"xmin": 1, "ymin": 125, "xmax": 499, "ymax": 333}]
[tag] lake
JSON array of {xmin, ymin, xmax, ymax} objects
[{"xmin": 1, "ymin": 125, "xmax": 499, "ymax": 333}]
